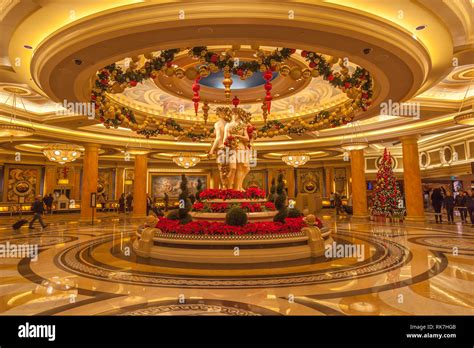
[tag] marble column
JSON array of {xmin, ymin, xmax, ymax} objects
[
  {"xmin": 350, "ymin": 149, "xmax": 368, "ymax": 218},
  {"xmin": 133, "ymin": 154, "xmax": 148, "ymax": 217},
  {"xmin": 43, "ymin": 165, "xmax": 57, "ymax": 195},
  {"xmin": 401, "ymin": 135, "xmax": 425, "ymax": 221},
  {"xmin": 80, "ymin": 144, "xmax": 100, "ymax": 220},
  {"xmin": 71, "ymin": 167, "xmax": 82, "ymax": 201},
  {"xmin": 325, "ymin": 167, "xmax": 334, "ymax": 197}
]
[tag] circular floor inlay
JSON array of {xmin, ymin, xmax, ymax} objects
[
  {"xmin": 408, "ymin": 236, "xmax": 474, "ymax": 254},
  {"xmin": 54, "ymin": 233, "xmax": 411, "ymax": 289}
]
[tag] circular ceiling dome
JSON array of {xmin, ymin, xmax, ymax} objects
[{"xmin": 199, "ymin": 70, "xmax": 278, "ymax": 89}]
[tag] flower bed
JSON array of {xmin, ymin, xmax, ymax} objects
[
  {"xmin": 192, "ymin": 201, "xmax": 275, "ymax": 213},
  {"xmin": 155, "ymin": 217, "xmax": 315, "ymax": 235},
  {"xmin": 199, "ymin": 187, "xmax": 266, "ymax": 201}
]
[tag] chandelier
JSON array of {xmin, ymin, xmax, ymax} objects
[
  {"xmin": 0, "ymin": 89, "xmax": 35, "ymax": 137},
  {"xmin": 172, "ymin": 153, "xmax": 201, "ymax": 168},
  {"xmin": 454, "ymin": 112, "xmax": 474, "ymax": 126},
  {"xmin": 43, "ymin": 143, "xmax": 82, "ymax": 165},
  {"xmin": 282, "ymin": 152, "xmax": 310, "ymax": 167},
  {"xmin": 340, "ymin": 140, "xmax": 369, "ymax": 151},
  {"xmin": 340, "ymin": 121, "xmax": 369, "ymax": 151},
  {"xmin": 453, "ymin": 84, "xmax": 473, "ymax": 126}
]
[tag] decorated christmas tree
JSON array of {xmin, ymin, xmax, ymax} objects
[{"xmin": 370, "ymin": 148, "xmax": 403, "ymax": 217}]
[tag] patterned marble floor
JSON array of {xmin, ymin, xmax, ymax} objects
[{"xmin": 0, "ymin": 212, "xmax": 473, "ymax": 316}]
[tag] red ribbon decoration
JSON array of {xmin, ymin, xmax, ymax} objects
[
  {"xmin": 192, "ymin": 76, "xmax": 201, "ymax": 115},
  {"xmin": 263, "ymin": 70, "xmax": 273, "ymax": 113}
]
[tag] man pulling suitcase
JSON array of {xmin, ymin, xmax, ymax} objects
[{"xmin": 29, "ymin": 195, "xmax": 48, "ymax": 230}]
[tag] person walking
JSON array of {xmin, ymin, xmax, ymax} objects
[
  {"xmin": 466, "ymin": 190, "xmax": 474, "ymax": 226},
  {"xmin": 344, "ymin": 193, "xmax": 353, "ymax": 215},
  {"xmin": 98, "ymin": 193, "xmax": 106, "ymax": 212},
  {"xmin": 431, "ymin": 187, "xmax": 444, "ymax": 223},
  {"xmin": 43, "ymin": 193, "xmax": 54, "ymax": 215},
  {"xmin": 29, "ymin": 195, "xmax": 47, "ymax": 229},
  {"xmin": 329, "ymin": 192, "xmax": 335, "ymax": 209},
  {"xmin": 334, "ymin": 192, "xmax": 343, "ymax": 215},
  {"xmin": 126, "ymin": 193, "xmax": 133, "ymax": 213},
  {"xmin": 443, "ymin": 191, "xmax": 455, "ymax": 224},
  {"xmin": 118, "ymin": 193, "xmax": 125, "ymax": 213},
  {"xmin": 456, "ymin": 191, "xmax": 468, "ymax": 223}
]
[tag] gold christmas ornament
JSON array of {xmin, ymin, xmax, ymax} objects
[
  {"xmin": 185, "ymin": 67, "xmax": 199, "ymax": 80},
  {"xmin": 289, "ymin": 67, "xmax": 302, "ymax": 80}
]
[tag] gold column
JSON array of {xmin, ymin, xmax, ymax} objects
[
  {"xmin": 44, "ymin": 165, "xmax": 56, "ymax": 195},
  {"xmin": 346, "ymin": 165, "xmax": 352, "ymax": 196},
  {"xmin": 401, "ymin": 135, "xmax": 425, "ymax": 221},
  {"xmin": 133, "ymin": 154, "xmax": 148, "ymax": 217},
  {"xmin": 80, "ymin": 144, "xmax": 99, "ymax": 220},
  {"xmin": 286, "ymin": 168, "xmax": 295, "ymax": 198},
  {"xmin": 71, "ymin": 167, "xmax": 81, "ymax": 200},
  {"xmin": 350, "ymin": 149, "xmax": 368, "ymax": 218},
  {"xmin": 115, "ymin": 167, "xmax": 125, "ymax": 199},
  {"xmin": 325, "ymin": 167, "xmax": 334, "ymax": 196}
]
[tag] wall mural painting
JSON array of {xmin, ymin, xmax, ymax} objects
[
  {"xmin": 243, "ymin": 170, "xmax": 266, "ymax": 191},
  {"xmin": 5, "ymin": 166, "xmax": 41, "ymax": 202},
  {"xmin": 297, "ymin": 169, "xmax": 323, "ymax": 194},
  {"xmin": 150, "ymin": 174, "xmax": 208, "ymax": 199},
  {"xmin": 98, "ymin": 168, "xmax": 115, "ymax": 199}
]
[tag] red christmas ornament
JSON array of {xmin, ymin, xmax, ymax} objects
[
  {"xmin": 210, "ymin": 54, "xmax": 218, "ymax": 63},
  {"xmin": 301, "ymin": 50, "xmax": 308, "ymax": 57},
  {"xmin": 192, "ymin": 77, "xmax": 201, "ymax": 115},
  {"xmin": 263, "ymin": 70, "xmax": 273, "ymax": 112},
  {"xmin": 309, "ymin": 61, "xmax": 316, "ymax": 68},
  {"xmin": 327, "ymin": 74, "xmax": 334, "ymax": 82},
  {"xmin": 232, "ymin": 96, "xmax": 240, "ymax": 108},
  {"xmin": 129, "ymin": 80, "xmax": 137, "ymax": 87}
]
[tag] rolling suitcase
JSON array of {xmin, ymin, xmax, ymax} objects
[{"xmin": 12, "ymin": 219, "xmax": 28, "ymax": 230}]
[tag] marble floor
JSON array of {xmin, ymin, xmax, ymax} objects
[{"xmin": 0, "ymin": 212, "xmax": 473, "ymax": 316}]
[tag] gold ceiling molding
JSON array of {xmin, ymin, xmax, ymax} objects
[{"xmin": 26, "ymin": 1, "xmax": 439, "ymax": 120}]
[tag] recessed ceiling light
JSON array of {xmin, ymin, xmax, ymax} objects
[
  {"xmin": 289, "ymin": 87, "xmax": 295, "ymax": 91},
  {"xmin": 416, "ymin": 25, "xmax": 427, "ymax": 31}
]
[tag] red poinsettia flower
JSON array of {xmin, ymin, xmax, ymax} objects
[
  {"xmin": 192, "ymin": 202, "xmax": 204, "ymax": 211},
  {"xmin": 155, "ymin": 217, "xmax": 308, "ymax": 236}
]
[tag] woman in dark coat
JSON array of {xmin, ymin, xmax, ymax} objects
[
  {"xmin": 431, "ymin": 188, "xmax": 444, "ymax": 223},
  {"xmin": 443, "ymin": 191, "xmax": 455, "ymax": 224}
]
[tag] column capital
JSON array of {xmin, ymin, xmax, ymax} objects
[
  {"xmin": 83, "ymin": 143, "xmax": 101, "ymax": 151},
  {"xmin": 399, "ymin": 135, "xmax": 420, "ymax": 144}
]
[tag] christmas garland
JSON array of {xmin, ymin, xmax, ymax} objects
[{"xmin": 91, "ymin": 46, "xmax": 373, "ymax": 140}]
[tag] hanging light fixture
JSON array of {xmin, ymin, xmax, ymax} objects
[
  {"xmin": 172, "ymin": 153, "xmax": 201, "ymax": 168},
  {"xmin": 454, "ymin": 112, "xmax": 474, "ymax": 126},
  {"xmin": 340, "ymin": 121, "xmax": 369, "ymax": 151},
  {"xmin": 453, "ymin": 84, "xmax": 474, "ymax": 126},
  {"xmin": 0, "ymin": 88, "xmax": 35, "ymax": 137},
  {"xmin": 281, "ymin": 152, "xmax": 310, "ymax": 168},
  {"xmin": 43, "ymin": 143, "xmax": 82, "ymax": 165}
]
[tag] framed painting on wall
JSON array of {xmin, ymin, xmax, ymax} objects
[{"xmin": 148, "ymin": 173, "xmax": 209, "ymax": 199}]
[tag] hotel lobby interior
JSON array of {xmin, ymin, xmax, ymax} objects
[{"xmin": 0, "ymin": 0, "xmax": 473, "ymax": 335}]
